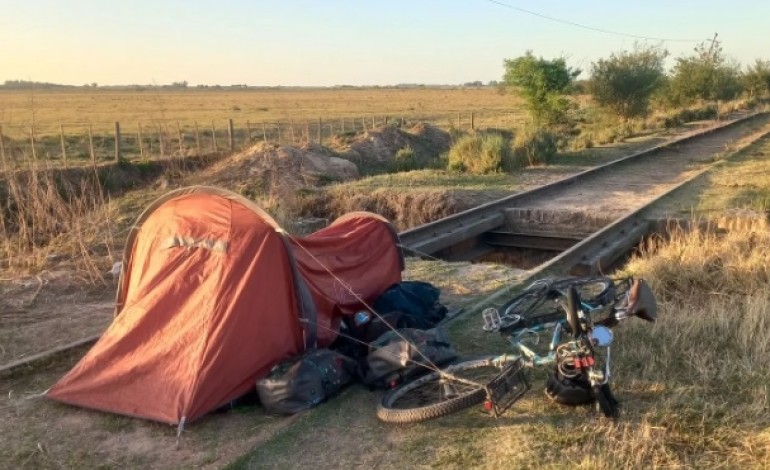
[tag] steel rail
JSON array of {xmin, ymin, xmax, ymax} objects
[
  {"xmin": 441, "ymin": 124, "xmax": 770, "ymax": 327},
  {"xmin": 399, "ymin": 112, "xmax": 767, "ymax": 255}
]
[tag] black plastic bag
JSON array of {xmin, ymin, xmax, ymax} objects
[{"xmin": 257, "ymin": 349, "xmax": 357, "ymax": 415}]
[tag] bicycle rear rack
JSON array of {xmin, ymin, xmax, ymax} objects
[{"xmin": 484, "ymin": 357, "xmax": 530, "ymax": 417}]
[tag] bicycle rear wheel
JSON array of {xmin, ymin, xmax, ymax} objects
[{"xmin": 377, "ymin": 356, "xmax": 519, "ymax": 424}]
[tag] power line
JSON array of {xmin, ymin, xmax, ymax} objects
[{"xmin": 483, "ymin": 0, "xmax": 709, "ymax": 43}]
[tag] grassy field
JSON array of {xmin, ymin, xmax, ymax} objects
[
  {"xmin": 0, "ymin": 87, "xmax": 524, "ymax": 137},
  {"xmin": 0, "ymin": 86, "xmax": 528, "ymax": 167}
]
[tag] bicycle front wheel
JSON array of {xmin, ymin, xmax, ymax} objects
[
  {"xmin": 500, "ymin": 276, "xmax": 616, "ymax": 327},
  {"xmin": 377, "ymin": 355, "xmax": 519, "ymax": 424}
]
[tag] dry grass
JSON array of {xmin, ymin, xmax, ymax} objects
[
  {"xmin": 0, "ymin": 87, "xmax": 524, "ymax": 137},
  {"xmin": 0, "ymin": 159, "xmax": 117, "ymax": 282},
  {"xmin": 597, "ymin": 219, "xmax": 770, "ymax": 468}
]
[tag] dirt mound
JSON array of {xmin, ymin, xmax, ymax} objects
[
  {"xmin": 295, "ymin": 186, "xmax": 462, "ymax": 231},
  {"xmin": 332, "ymin": 123, "xmax": 451, "ymax": 171},
  {"xmin": 194, "ymin": 142, "xmax": 359, "ymax": 199}
]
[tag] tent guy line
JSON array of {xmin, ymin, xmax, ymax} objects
[{"xmin": 284, "ymin": 229, "xmax": 445, "ymax": 375}]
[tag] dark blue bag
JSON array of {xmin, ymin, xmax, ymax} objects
[{"xmin": 373, "ymin": 281, "xmax": 447, "ymax": 330}]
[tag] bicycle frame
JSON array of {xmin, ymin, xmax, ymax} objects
[
  {"xmin": 478, "ymin": 292, "xmax": 618, "ymax": 416},
  {"xmin": 496, "ymin": 296, "xmax": 611, "ymax": 368}
]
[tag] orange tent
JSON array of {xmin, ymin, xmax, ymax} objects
[{"xmin": 47, "ymin": 187, "xmax": 403, "ymax": 425}]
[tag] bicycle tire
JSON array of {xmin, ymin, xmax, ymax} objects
[
  {"xmin": 550, "ymin": 276, "xmax": 616, "ymax": 309},
  {"xmin": 499, "ymin": 276, "xmax": 615, "ymax": 327},
  {"xmin": 377, "ymin": 356, "xmax": 518, "ymax": 424}
]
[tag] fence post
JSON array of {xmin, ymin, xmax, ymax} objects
[
  {"xmin": 261, "ymin": 121, "xmax": 267, "ymax": 142},
  {"xmin": 158, "ymin": 124, "xmax": 165, "ymax": 158},
  {"xmin": 0, "ymin": 125, "xmax": 6, "ymax": 171},
  {"xmin": 362, "ymin": 117, "xmax": 367, "ymax": 133},
  {"xmin": 29, "ymin": 126, "xmax": 37, "ymax": 162},
  {"xmin": 318, "ymin": 117, "xmax": 322, "ymax": 144},
  {"xmin": 211, "ymin": 121, "xmax": 218, "ymax": 151},
  {"xmin": 138, "ymin": 123, "xmax": 145, "ymax": 161},
  {"xmin": 176, "ymin": 122, "xmax": 184, "ymax": 156},
  {"xmin": 471, "ymin": 112, "xmax": 475, "ymax": 131},
  {"xmin": 194, "ymin": 121, "xmax": 201, "ymax": 155},
  {"xmin": 60, "ymin": 124, "xmax": 68, "ymax": 168},
  {"xmin": 227, "ymin": 118, "xmax": 234, "ymax": 151},
  {"xmin": 114, "ymin": 122, "xmax": 122, "ymax": 162},
  {"xmin": 88, "ymin": 124, "xmax": 96, "ymax": 163}
]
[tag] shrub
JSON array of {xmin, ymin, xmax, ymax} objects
[
  {"xmin": 667, "ymin": 39, "xmax": 744, "ymax": 106},
  {"xmin": 503, "ymin": 51, "xmax": 580, "ymax": 126},
  {"xmin": 660, "ymin": 104, "xmax": 718, "ymax": 129},
  {"xmin": 447, "ymin": 134, "xmax": 511, "ymax": 174},
  {"xmin": 570, "ymin": 133, "xmax": 595, "ymax": 151},
  {"xmin": 391, "ymin": 145, "xmax": 418, "ymax": 172},
  {"xmin": 511, "ymin": 128, "xmax": 558, "ymax": 167},
  {"xmin": 590, "ymin": 44, "xmax": 668, "ymax": 120}
]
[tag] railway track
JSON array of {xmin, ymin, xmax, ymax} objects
[
  {"xmin": 3, "ymin": 112, "xmax": 769, "ymax": 374},
  {"xmin": 400, "ymin": 112, "xmax": 769, "ymax": 270}
]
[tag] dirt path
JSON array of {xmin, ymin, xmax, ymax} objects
[{"xmin": 0, "ymin": 274, "xmax": 115, "ymax": 366}]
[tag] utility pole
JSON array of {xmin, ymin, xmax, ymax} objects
[
  {"xmin": 706, "ymin": 32, "xmax": 720, "ymax": 120},
  {"xmin": 706, "ymin": 32, "xmax": 719, "ymax": 61}
]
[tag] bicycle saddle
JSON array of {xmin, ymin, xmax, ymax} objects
[{"xmin": 627, "ymin": 279, "xmax": 657, "ymax": 322}]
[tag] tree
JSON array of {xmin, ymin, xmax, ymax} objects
[
  {"xmin": 668, "ymin": 38, "xmax": 743, "ymax": 106},
  {"xmin": 743, "ymin": 59, "xmax": 770, "ymax": 98},
  {"xmin": 590, "ymin": 45, "xmax": 668, "ymax": 120},
  {"xmin": 503, "ymin": 51, "xmax": 580, "ymax": 126}
]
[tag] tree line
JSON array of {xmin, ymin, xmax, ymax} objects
[{"xmin": 503, "ymin": 38, "xmax": 770, "ymax": 126}]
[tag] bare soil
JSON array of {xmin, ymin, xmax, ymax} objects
[{"xmin": 0, "ymin": 273, "xmax": 115, "ymax": 365}]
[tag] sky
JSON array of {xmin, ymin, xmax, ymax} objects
[{"xmin": 1, "ymin": 0, "xmax": 767, "ymax": 87}]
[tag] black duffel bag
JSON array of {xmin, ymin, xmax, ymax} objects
[{"xmin": 257, "ymin": 349, "xmax": 357, "ymax": 415}]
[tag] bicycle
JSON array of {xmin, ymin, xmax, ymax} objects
[{"xmin": 376, "ymin": 275, "xmax": 657, "ymax": 423}]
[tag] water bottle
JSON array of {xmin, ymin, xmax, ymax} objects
[{"xmin": 353, "ymin": 310, "xmax": 371, "ymax": 327}]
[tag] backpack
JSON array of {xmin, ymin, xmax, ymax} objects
[
  {"xmin": 256, "ymin": 349, "xmax": 357, "ymax": 415},
  {"xmin": 360, "ymin": 328, "xmax": 457, "ymax": 389},
  {"xmin": 373, "ymin": 281, "xmax": 448, "ymax": 330}
]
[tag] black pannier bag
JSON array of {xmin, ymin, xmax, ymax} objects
[
  {"xmin": 256, "ymin": 349, "xmax": 357, "ymax": 415},
  {"xmin": 373, "ymin": 281, "xmax": 448, "ymax": 330},
  {"xmin": 360, "ymin": 328, "xmax": 457, "ymax": 389}
]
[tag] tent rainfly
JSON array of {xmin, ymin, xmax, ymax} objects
[{"xmin": 47, "ymin": 186, "xmax": 403, "ymax": 425}]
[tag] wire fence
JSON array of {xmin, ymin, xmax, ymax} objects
[{"xmin": 0, "ymin": 111, "xmax": 525, "ymax": 170}]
